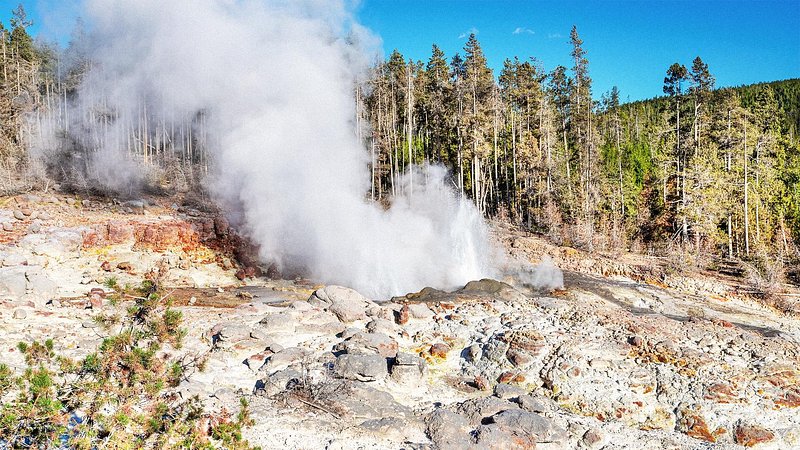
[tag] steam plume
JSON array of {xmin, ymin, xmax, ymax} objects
[{"xmin": 36, "ymin": 0, "xmax": 497, "ymax": 298}]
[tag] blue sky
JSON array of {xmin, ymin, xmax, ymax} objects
[{"xmin": 2, "ymin": 0, "xmax": 798, "ymax": 101}]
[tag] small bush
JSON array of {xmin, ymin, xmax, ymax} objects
[{"xmin": 0, "ymin": 279, "xmax": 259, "ymax": 449}]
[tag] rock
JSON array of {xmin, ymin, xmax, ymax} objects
[
  {"xmin": 263, "ymin": 347, "xmax": 309, "ymax": 372},
  {"xmin": 123, "ymin": 200, "xmax": 146, "ymax": 214},
  {"xmin": 483, "ymin": 338, "xmax": 510, "ymax": 363},
  {"xmin": 582, "ymin": 428, "xmax": 605, "ymax": 448},
  {"xmin": 429, "ymin": 342, "xmax": 451, "ymax": 359},
  {"xmin": 336, "ymin": 332, "xmax": 398, "ymax": 358},
  {"xmin": 466, "ymin": 344, "xmax": 482, "ymax": 362},
  {"xmin": 390, "ymin": 352, "xmax": 427, "ymax": 385},
  {"xmin": 365, "ymin": 317, "xmax": 400, "ymax": 336},
  {"xmin": 2, "ymin": 254, "xmax": 27, "ymax": 267},
  {"xmin": 0, "ymin": 267, "xmax": 28, "ymax": 298},
  {"xmin": 515, "ymin": 394, "xmax": 553, "ymax": 414},
  {"xmin": 257, "ymin": 367, "xmax": 303, "ymax": 395},
  {"xmin": 425, "ymin": 409, "xmax": 472, "ymax": 450},
  {"xmin": 359, "ymin": 417, "xmax": 420, "ymax": 443},
  {"xmin": 494, "ymin": 383, "xmax": 527, "ymax": 400},
  {"xmin": 474, "ymin": 423, "xmax": 536, "ymax": 449},
  {"xmin": 396, "ymin": 303, "xmax": 410, "ymax": 325},
  {"xmin": 333, "ymin": 354, "xmax": 388, "ymax": 382},
  {"xmin": 474, "ymin": 375, "xmax": 490, "ymax": 391},
  {"xmin": 12, "ymin": 308, "xmax": 27, "ymax": 319},
  {"xmin": 27, "ymin": 222, "xmax": 41, "ymax": 234},
  {"xmin": 735, "ymin": 423, "xmax": 775, "ymax": 447},
  {"xmin": 329, "ymin": 300, "xmax": 368, "ymax": 323},
  {"xmin": 407, "ymin": 303, "xmax": 434, "ymax": 319},
  {"xmin": 490, "ymin": 409, "xmax": 553, "ymax": 442},
  {"xmin": 13, "ymin": 210, "xmax": 25, "ymax": 221},
  {"xmin": 258, "ymin": 312, "xmax": 296, "ymax": 334},
  {"xmin": 101, "ymin": 261, "xmax": 112, "ymax": 272},
  {"xmin": 456, "ymin": 396, "xmax": 518, "ymax": 426},
  {"xmin": 211, "ymin": 323, "xmax": 252, "ymax": 348},
  {"xmin": 327, "ymin": 381, "xmax": 412, "ymax": 420},
  {"xmin": 310, "ymin": 285, "xmax": 373, "ymax": 322},
  {"xmin": 1, "ymin": 222, "xmax": 12, "ymax": 232},
  {"xmin": 116, "ymin": 261, "xmax": 133, "ymax": 272}
]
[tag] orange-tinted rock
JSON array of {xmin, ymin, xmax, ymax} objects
[
  {"xmin": 474, "ymin": 375, "xmax": 490, "ymax": 391},
  {"xmin": 430, "ymin": 343, "xmax": 450, "ymax": 359},
  {"xmin": 498, "ymin": 371, "xmax": 516, "ymax": 384},
  {"xmin": 680, "ymin": 413, "xmax": 715, "ymax": 442},
  {"xmin": 704, "ymin": 383, "xmax": 739, "ymax": 403},
  {"xmin": 396, "ymin": 304, "xmax": 410, "ymax": 325},
  {"xmin": 214, "ymin": 216, "xmax": 230, "ymax": 236},
  {"xmin": 107, "ymin": 221, "xmax": 135, "ymax": 243},
  {"xmin": 100, "ymin": 261, "xmax": 112, "ymax": 272},
  {"xmin": 775, "ymin": 387, "xmax": 800, "ymax": 408},
  {"xmin": 734, "ymin": 423, "xmax": 775, "ymax": 447}
]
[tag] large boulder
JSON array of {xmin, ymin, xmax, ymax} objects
[
  {"xmin": 334, "ymin": 332, "xmax": 398, "ymax": 358},
  {"xmin": 309, "ymin": 285, "xmax": 374, "ymax": 323},
  {"xmin": 333, "ymin": 354, "xmax": 388, "ymax": 382},
  {"xmin": 425, "ymin": 409, "xmax": 473, "ymax": 450},
  {"xmin": 390, "ymin": 352, "xmax": 427, "ymax": 385}
]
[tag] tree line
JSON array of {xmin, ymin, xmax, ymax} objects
[
  {"xmin": 1, "ymin": 4, "xmax": 798, "ymax": 274},
  {"xmin": 360, "ymin": 28, "xmax": 800, "ymax": 273}
]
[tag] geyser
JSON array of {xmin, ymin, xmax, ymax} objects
[{"xmin": 36, "ymin": 0, "xmax": 496, "ymax": 297}]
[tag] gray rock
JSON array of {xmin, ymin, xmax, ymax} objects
[
  {"xmin": 514, "ymin": 394, "xmax": 553, "ymax": 414},
  {"xmin": 474, "ymin": 423, "xmax": 535, "ymax": 450},
  {"xmin": 212, "ymin": 323, "xmax": 252, "ymax": 348},
  {"xmin": 263, "ymin": 347, "xmax": 309, "ymax": 372},
  {"xmin": 490, "ymin": 409, "xmax": 552, "ymax": 441},
  {"xmin": 0, "ymin": 267, "xmax": 28, "ymax": 298},
  {"xmin": 483, "ymin": 338, "xmax": 510, "ymax": 363},
  {"xmin": 390, "ymin": 352, "xmax": 427, "ymax": 385},
  {"xmin": 466, "ymin": 344, "xmax": 483, "ymax": 362},
  {"xmin": 407, "ymin": 303, "xmax": 435, "ymax": 319},
  {"xmin": 456, "ymin": 396, "xmax": 518, "ymax": 426},
  {"xmin": 329, "ymin": 300, "xmax": 368, "ymax": 323},
  {"xmin": 123, "ymin": 200, "xmax": 146, "ymax": 214},
  {"xmin": 494, "ymin": 383, "xmax": 527, "ymax": 400},
  {"xmin": 12, "ymin": 308, "xmax": 27, "ymax": 319},
  {"xmin": 2, "ymin": 254, "xmax": 27, "ymax": 267},
  {"xmin": 359, "ymin": 417, "xmax": 419, "ymax": 443},
  {"xmin": 13, "ymin": 210, "xmax": 25, "ymax": 221},
  {"xmin": 425, "ymin": 409, "xmax": 473, "ymax": 450},
  {"xmin": 1, "ymin": 222, "xmax": 12, "ymax": 232},
  {"xmin": 256, "ymin": 367, "xmax": 303, "ymax": 395},
  {"xmin": 333, "ymin": 354, "xmax": 388, "ymax": 382},
  {"xmin": 365, "ymin": 317, "xmax": 400, "ymax": 335},
  {"xmin": 258, "ymin": 312, "xmax": 296, "ymax": 334},
  {"xmin": 328, "ymin": 381, "xmax": 412, "ymax": 419},
  {"xmin": 309, "ymin": 285, "xmax": 373, "ymax": 323},
  {"xmin": 335, "ymin": 332, "xmax": 398, "ymax": 358}
]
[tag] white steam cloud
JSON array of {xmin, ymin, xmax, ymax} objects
[{"xmin": 36, "ymin": 0, "xmax": 499, "ymax": 298}]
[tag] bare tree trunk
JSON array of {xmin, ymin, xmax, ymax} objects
[{"xmin": 743, "ymin": 122, "xmax": 750, "ymax": 256}]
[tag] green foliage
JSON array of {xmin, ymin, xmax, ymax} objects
[{"xmin": 0, "ymin": 278, "xmax": 257, "ymax": 449}]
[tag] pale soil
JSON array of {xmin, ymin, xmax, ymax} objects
[{"xmin": 1, "ymin": 191, "xmax": 799, "ymax": 449}]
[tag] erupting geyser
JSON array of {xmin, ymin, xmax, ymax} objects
[{"xmin": 34, "ymin": 0, "xmax": 496, "ymax": 297}]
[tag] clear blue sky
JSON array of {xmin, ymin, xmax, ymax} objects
[{"xmin": 2, "ymin": 0, "xmax": 799, "ymax": 101}]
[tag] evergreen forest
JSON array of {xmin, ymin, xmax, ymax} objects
[{"xmin": 2, "ymin": 5, "xmax": 799, "ymax": 279}]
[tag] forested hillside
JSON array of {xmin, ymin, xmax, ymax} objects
[
  {"xmin": 1, "ymin": 5, "xmax": 798, "ymax": 276},
  {"xmin": 361, "ymin": 30, "xmax": 800, "ymax": 274}
]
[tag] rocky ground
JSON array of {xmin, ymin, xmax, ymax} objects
[{"xmin": 1, "ymin": 192, "xmax": 799, "ymax": 449}]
